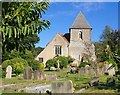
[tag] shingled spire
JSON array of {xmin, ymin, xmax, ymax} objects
[{"xmin": 70, "ymin": 12, "xmax": 92, "ymax": 29}]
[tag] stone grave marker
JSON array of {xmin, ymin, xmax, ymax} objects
[
  {"xmin": 85, "ymin": 65, "xmax": 90, "ymax": 75},
  {"xmin": 108, "ymin": 64, "xmax": 115, "ymax": 76},
  {"xmin": 51, "ymin": 80, "xmax": 73, "ymax": 93},
  {"xmin": 34, "ymin": 70, "xmax": 40, "ymax": 80},
  {"xmin": 40, "ymin": 70, "xmax": 45, "ymax": 80},
  {"xmin": 23, "ymin": 67, "xmax": 33, "ymax": 79},
  {"xmin": 6, "ymin": 65, "xmax": 12, "ymax": 79},
  {"xmin": 89, "ymin": 67, "xmax": 95, "ymax": 75},
  {"xmin": 46, "ymin": 74, "xmax": 57, "ymax": 80}
]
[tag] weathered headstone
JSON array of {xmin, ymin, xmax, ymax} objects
[
  {"xmin": 78, "ymin": 67, "xmax": 85, "ymax": 75},
  {"xmin": 85, "ymin": 65, "xmax": 90, "ymax": 75},
  {"xmin": 108, "ymin": 64, "xmax": 115, "ymax": 76},
  {"xmin": 51, "ymin": 80, "xmax": 73, "ymax": 93},
  {"xmin": 23, "ymin": 67, "xmax": 33, "ymax": 80},
  {"xmin": 34, "ymin": 70, "xmax": 40, "ymax": 80},
  {"xmin": 46, "ymin": 74, "xmax": 57, "ymax": 80},
  {"xmin": 6, "ymin": 65, "xmax": 12, "ymax": 79},
  {"xmin": 89, "ymin": 67, "xmax": 95, "ymax": 75},
  {"xmin": 40, "ymin": 70, "xmax": 45, "ymax": 80}
]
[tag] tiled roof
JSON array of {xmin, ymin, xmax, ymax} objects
[
  {"xmin": 71, "ymin": 12, "xmax": 92, "ymax": 29},
  {"xmin": 58, "ymin": 33, "xmax": 70, "ymax": 43}
]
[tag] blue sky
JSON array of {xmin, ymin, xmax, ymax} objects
[{"xmin": 35, "ymin": 2, "xmax": 118, "ymax": 48}]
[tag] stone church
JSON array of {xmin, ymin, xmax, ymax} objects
[{"xmin": 36, "ymin": 12, "xmax": 96, "ymax": 66}]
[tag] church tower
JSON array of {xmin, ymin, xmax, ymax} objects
[{"xmin": 69, "ymin": 12, "xmax": 93, "ymax": 61}]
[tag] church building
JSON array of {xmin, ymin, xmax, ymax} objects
[{"xmin": 36, "ymin": 12, "xmax": 96, "ymax": 66}]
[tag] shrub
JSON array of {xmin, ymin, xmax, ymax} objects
[
  {"xmin": 66, "ymin": 56, "xmax": 74, "ymax": 64},
  {"xmin": 78, "ymin": 61, "xmax": 89, "ymax": 68},
  {"xmin": 2, "ymin": 57, "xmax": 28, "ymax": 77},
  {"xmin": 28, "ymin": 59, "xmax": 44, "ymax": 71},
  {"xmin": 46, "ymin": 59, "xmax": 57, "ymax": 70},
  {"xmin": 55, "ymin": 56, "xmax": 68, "ymax": 69},
  {"xmin": 39, "ymin": 63, "xmax": 44, "ymax": 70},
  {"xmin": 46, "ymin": 56, "xmax": 73, "ymax": 70}
]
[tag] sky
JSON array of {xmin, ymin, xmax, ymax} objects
[{"xmin": 35, "ymin": 2, "xmax": 118, "ymax": 48}]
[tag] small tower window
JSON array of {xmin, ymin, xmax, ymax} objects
[{"xmin": 79, "ymin": 31, "xmax": 83, "ymax": 40}]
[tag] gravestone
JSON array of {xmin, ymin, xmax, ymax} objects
[
  {"xmin": 46, "ymin": 74, "xmax": 57, "ymax": 80},
  {"xmin": 89, "ymin": 67, "xmax": 95, "ymax": 75},
  {"xmin": 78, "ymin": 67, "xmax": 85, "ymax": 75},
  {"xmin": 6, "ymin": 65, "xmax": 12, "ymax": 79},
  {"xmin": 34, "ymin": 70, "xmax": 40, "ymax": 80},
  {"xmin": 85, "ymin": 65, "xmax": 90, "ymax": 75},
  {"xmin": 51, "ymin": 80, "xmax": 73, "ymax": 93},
  {"xmin": 78, "ymin": 68, "xmax": 85, "ymax": 80},
  {"xmin": 108, "ymin": 64, "xmax": 115, "ymax": 76},
  {"xmin": 23, "ymin": 67, "xmax": 33, "ymax": 80},
  {"xmin": 40, "ymin": 70, "xmax": 45, "ymax": 80},
  {"xmin": 97, "ymin": 67, "xmax": 105, "ymax": 75}
]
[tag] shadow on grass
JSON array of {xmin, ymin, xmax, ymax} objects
[{"xmin": 94, "ymin": 82, "xmax": 120, "ymax": 93}]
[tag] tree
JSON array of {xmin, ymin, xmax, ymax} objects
[
  {"xmin": 95, "ymin": 26, "xmax": 120, "ymax": 63},
  {"xmin": 2, "ymin": 49, "xmax": 34, "ymax": 62},
  {"xmin": 28, "ymin": 59, "xmax": 44, "ymax": 71},
  {"xmin": 2, "ymin": 57, "xmax": 28, "ymax": 77},
  {"xmin": 94, "ymin": 42, "xmax": 107, "ymax": 62},
  {"xmin": 55, "ymin": 56, "xmax": 69, "ymax": 69},
  {"xmin": 46, "ymin": 59, "xmax": 57, "ymax": 70},
  {"xmin": 2, "ymin": 2, "xmax": 50, "ymax": 53},
  {"xmin": 105, "ymin": 45, "xmax": 120, "ymax": 72},
  {"xmin": 31, "ymin": 47, "xmax": 44, "ymax": 58}
]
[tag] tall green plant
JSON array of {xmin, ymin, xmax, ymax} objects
[{"xmin": 2, "ymin": 2, "xmax": 50, "ymax": 53}]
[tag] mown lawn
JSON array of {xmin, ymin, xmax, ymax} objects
[{"xmin": 2, "ymin": 69, "xmax": 118, "ymax": 93}]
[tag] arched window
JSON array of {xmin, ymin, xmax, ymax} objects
[{"xmin": 79, "ymin": 31, "xmax": 83, "ymax": 40}]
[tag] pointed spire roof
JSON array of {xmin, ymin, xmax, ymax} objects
[{"xmin": 70, "ymin": 12, "xmax": 92, "ymax": 29}]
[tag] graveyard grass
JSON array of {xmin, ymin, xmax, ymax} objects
[{"xmin": 2, "ymin": 68, "xmax": 117, "ymax": 93}]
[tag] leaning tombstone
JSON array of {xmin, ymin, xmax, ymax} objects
[
  {"xmin": 6, "ymin": 65, "xmax": 12, "ymax": 79},
  {"xmin": 23, "ymin": 67, "xmax": 33, "ymax": 80},
  {"xmin": 51, "ymin": 80, "xmax": 73, "ymax": 93},
  {"xmin": 108, "ymin": 64, "xmax": 115, "ymax": 76}
]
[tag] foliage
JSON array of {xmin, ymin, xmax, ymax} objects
[
  {"xmin": 46, "ymin": 56, "xmax": 73, "ymax": 70},
  {"xmin": 28, "ymin": 59, "xmax": 44, "ymax": 71},
  {"xmin": 31, "ymin": 47, "xmax": 44, "ymax": 58},
  {"xmin": 39, "ymin": 63, "xmax": 44, "ymax": 70},
  {"xmin": 2, "ymin": 2, "xmax": 50, "ymax": 53},
  {"xmin": 2, "ymin": 49, "xmax": 34, "ymax": 62},
  {"xmin": 94, "ymin": 42, "xmax": 106, "ymax": 62},
  {"xmin": 66, "ymin": 56, "xmax": 74, "ymax": 64},
  {"xmin": 78, "ymin": 62, "xmax": 89, "ymax": 68},
  {"xmin": 105, "ymin": 45, "xmax": 120, "ymax": 70},
  {"xmin": 55, "ymin": 56, "xmax": 69, "ymax": 69},
  {"xmin": 46, "ymin": 59, "xmax": 57, "ymax": 70},
  {"xmin": 96, "ymin": 25, "xmax": 120, "ymax": 62},
  {"xmin": 2, "ymin": 57, "xmax": 28, "ymax": 77}
]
